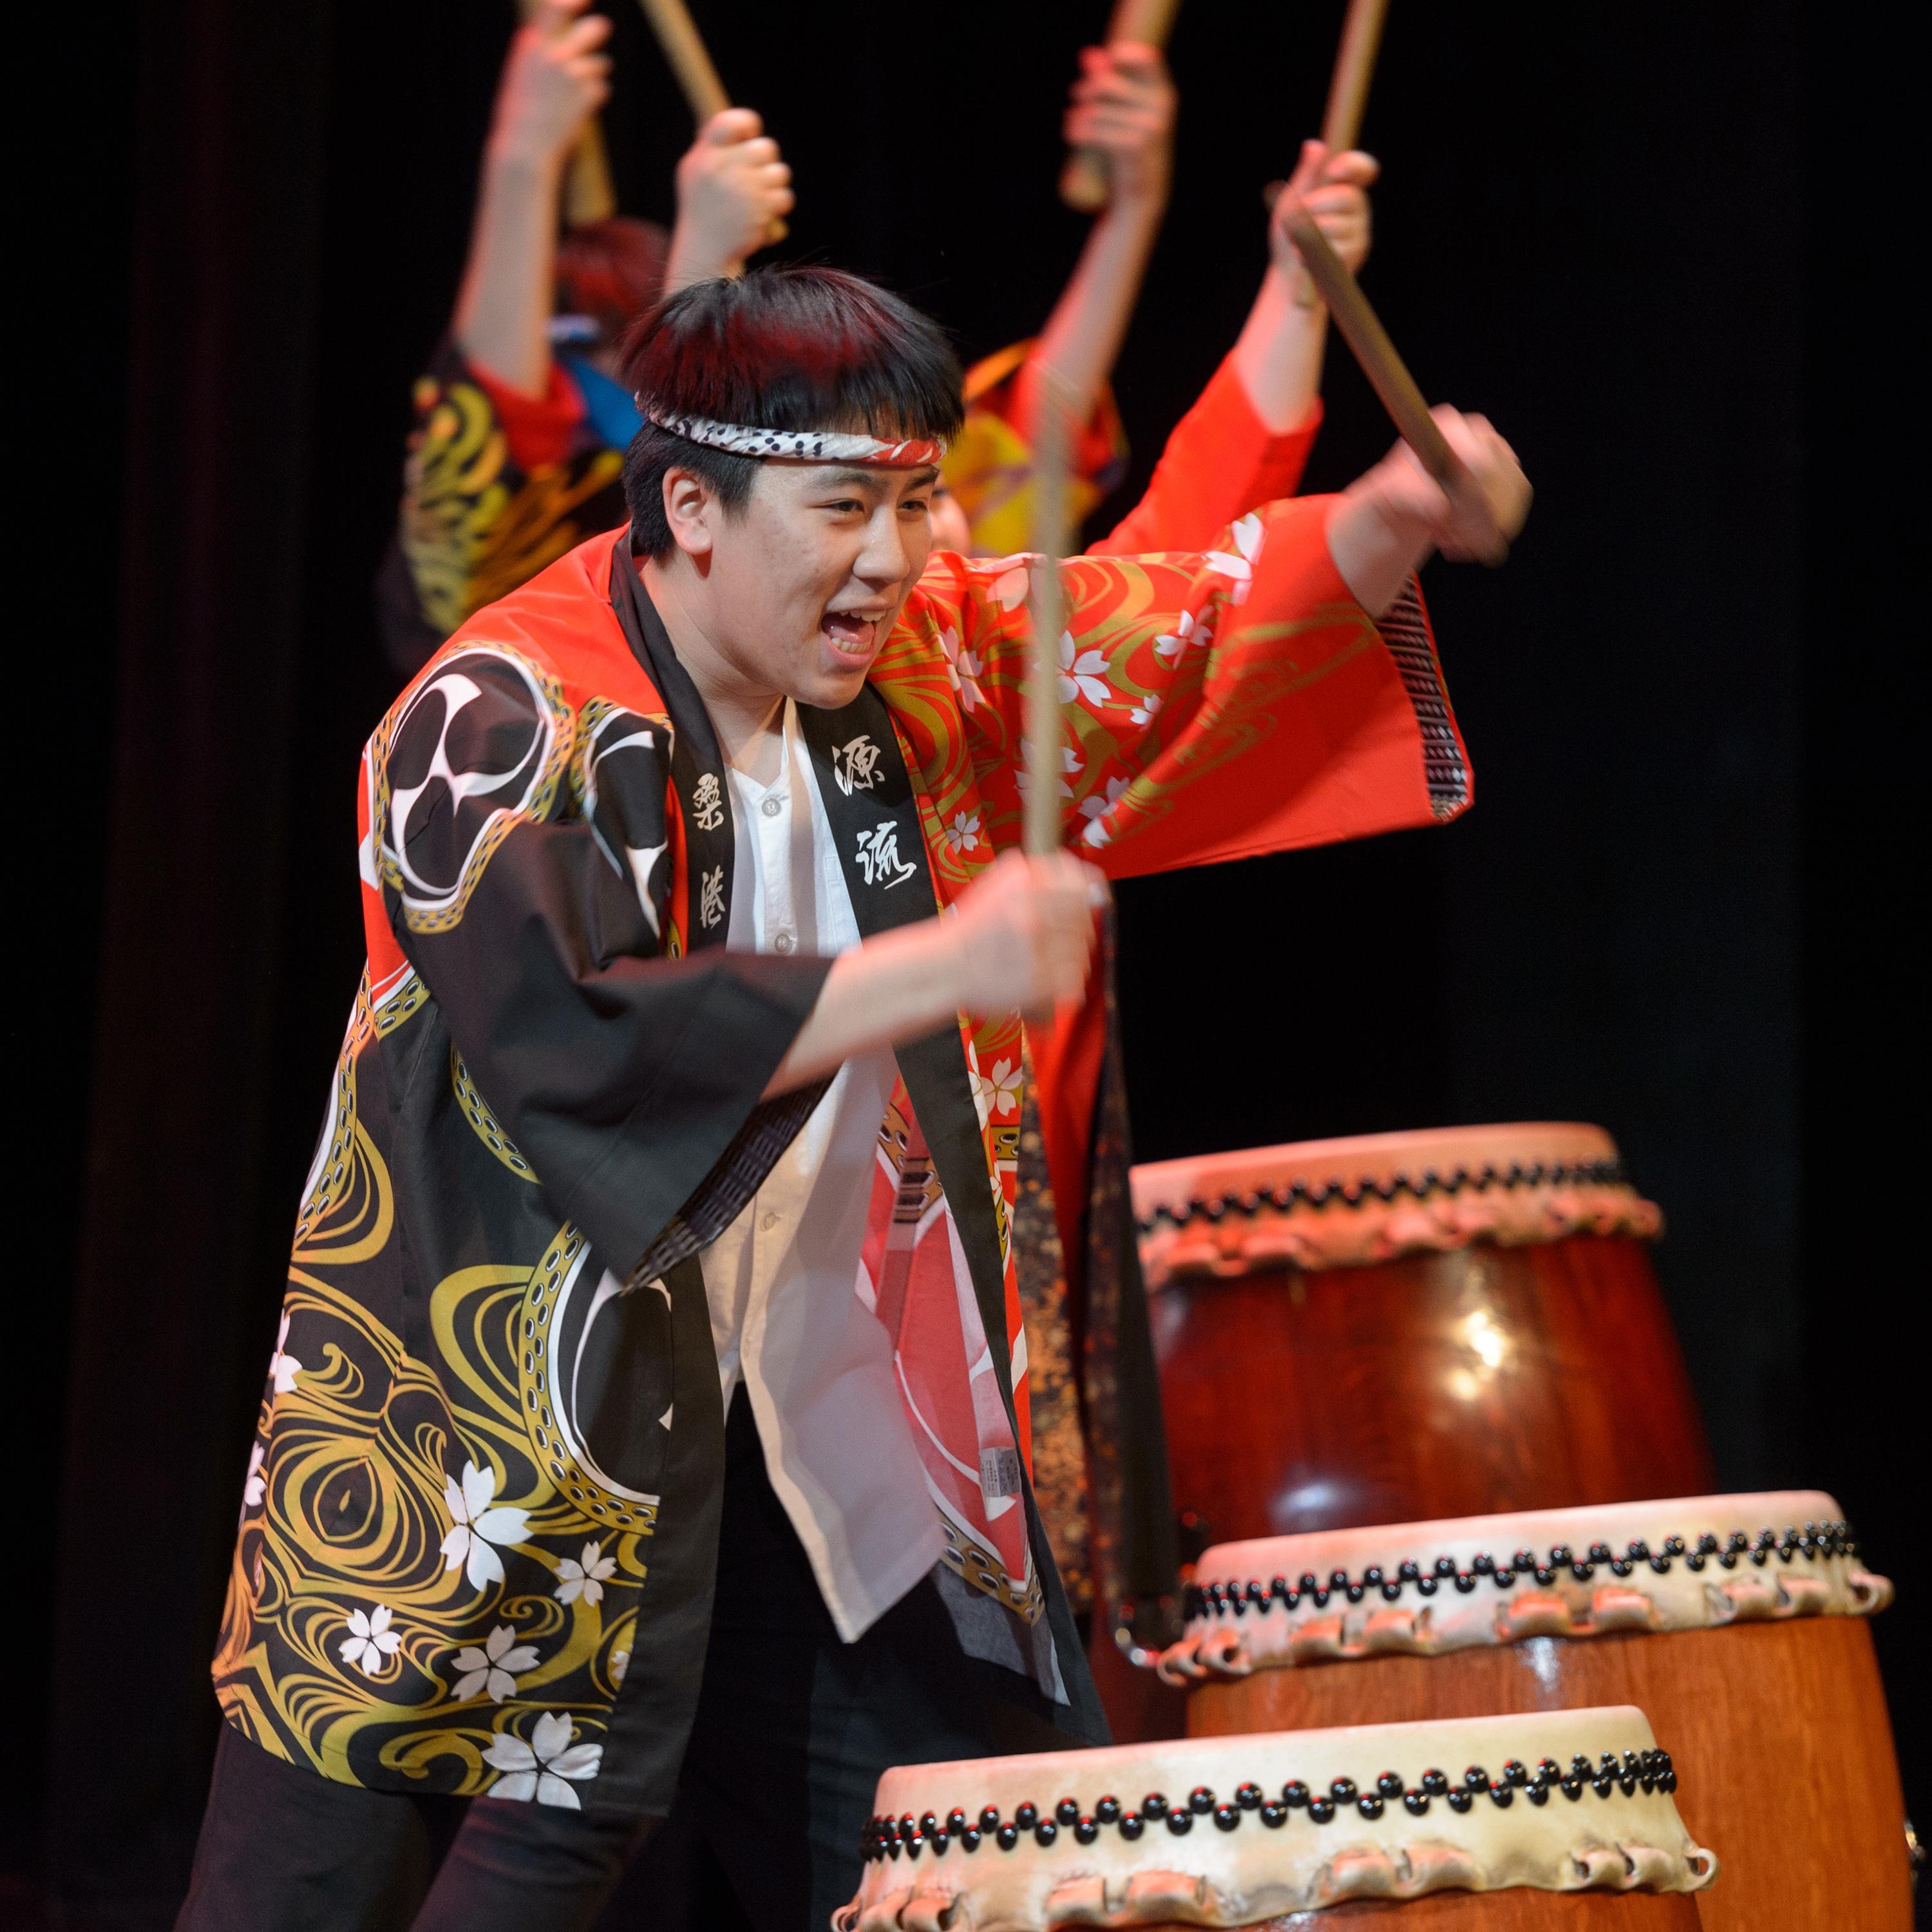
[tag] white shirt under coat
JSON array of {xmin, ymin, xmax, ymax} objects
[{"xmin": 700, "ymin": 699, "xmax": 945, "ymax": 1640}]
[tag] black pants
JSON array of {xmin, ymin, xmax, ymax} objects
[{"xmin": 178, "ymin": 1392, "xmax": 1077, "ymax": 1931}]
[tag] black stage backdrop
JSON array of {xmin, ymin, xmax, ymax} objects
[{"xmin": 14, "ymin": 2, "xmax": 1919, "ymax": 1922}]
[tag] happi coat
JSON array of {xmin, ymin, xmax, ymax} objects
[{"xmin": 214, "ymin": 500, "xmax": 1471, "ymax": 1819}]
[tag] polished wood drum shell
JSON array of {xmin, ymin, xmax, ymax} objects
[
  {"xmin": 1175, "ymin": 1495, "xmax": 1909, "ymax": 1932},
  {"xmin": 1133, "ymin": 1126, "xmax": 1712, "ymax": 1545},
  {"xmin": 837, "ymin": 1708, "xmax": 1716, "ymax": 1931},
  {"xmin": 1256, "ymin": 1893, "xmax": 1703, "ymax": 1928}
]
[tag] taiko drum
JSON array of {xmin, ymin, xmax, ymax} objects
[
  {"xmin": 1132, "ymin": 1124, "xmax": 1712, "ymax": 1551},
  {"xmin": 1171, "ymin": 1493, "xmax": 1909, "ymax": 1931},
  {"xmin": 838, "ymin": 1707, "xmax": 1715, "ymax": 1931}
]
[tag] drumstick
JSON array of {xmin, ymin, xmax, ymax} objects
[
  {"xmin": 1024, "ymin": 372, "xmax": 1079, "ymax": 856},
  {"xmin": 1277, "ymin": 201, "xmax": 1506, "ymax": 564},
  {"xmin": 633, "ymin": 0, "xmax": 788, "ymax": 242},
  {"xmin": 562, "ymin": 123, "xmax": 618, "ymax": 227},
  {"xmin": 634, "ymin": 0, "xmax": 730, "ymax": 120},
  {"xmin": 1318, "ymin": 0, "xmax": 1390, "ymax": 155},
  {"xmin": 1059, "ymin": 0, "xmax": 1185, "ymax": 214}
]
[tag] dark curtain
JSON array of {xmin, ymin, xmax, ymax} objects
[
  {"xmin": 19, "ymin": 1, "xmax": 1920, "ymax": 1923},
  {"xmin": 41, "ymin": 0, "xmax": 332, "ymax": 1922},
  {"xmin": 1796, "ymin": 1, "xmax": 1924, "ymax": 1835}
]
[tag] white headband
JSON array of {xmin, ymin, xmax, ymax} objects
[{"xmin": 643, "ymin": 409, "xmax": 947, "ymax": 468}]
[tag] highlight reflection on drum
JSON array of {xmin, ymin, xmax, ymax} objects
[
  {"xmin": 1170, "ymin": 1492, "xmax": 1910, "ymax": 1932},
  {"xmin": 835, "ymin": 1708, "xmax": 1715, "ymax": 1930},
  {"xmin": 1134, "ymin": 1126, "xmax": 1714, "ymax": 1550}
]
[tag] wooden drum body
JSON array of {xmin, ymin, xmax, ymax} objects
[
  {"xmin": 1261, "ymin": 1894, "xmax": 1702, "ymax": 1929},
  {"xmin": 1133, "ymin": 1126, "xmax": 1712, "ymax": 1546},
  {"xmin": 838, "ymin": 1709, "xmax": 1715, "ymax": 1931},
  {"xmin": 1172, "ymin": 1494, "xmax": 1909, "ymax": 1931}
]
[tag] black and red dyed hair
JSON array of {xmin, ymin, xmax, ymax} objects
[
  {"xmin": 555, "ymin": 216, "xmax": 671, "ymax": 341},
  {"xmin": 620, "ymin": 266, "xmax": 963, "ymax": 559}
]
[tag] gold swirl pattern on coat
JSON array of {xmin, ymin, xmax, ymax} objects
[
  {"xmin": 292, "ymin": 975, "xmax": 404, "ymax": 1259},
  {"xmin": 451, "ymin": 1046, "xmax": 536, "ymax": 1182},
  {"xmin": 216, "ymin": 1246, "xmax": 652, "ymax": 1795},
  {"xmin": 518, "ymin": 1223, "xmax": 661, "ymax": 1535},
  {"xmin": 941, "ymin": 1517, "xmax": 1045, "ymax": 1622}
]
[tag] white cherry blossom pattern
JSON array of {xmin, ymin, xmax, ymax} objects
[
  {"xmin": 943, "ymin": 810, "xmax": 983, "ymax": 856},
  {"xmin": 978, "ymin": 554, "xmax": 1037, "ymax": 612},
  {"xmin": 1057, "ymin": 632, "xmax": 1112, "ymax": 708},
  {"xmin": 1079, "ymin": 776, "xmax": 1133, "ymax": 849},
  {"xmin": 241, "ymin": 1442, "xmax": 266, "ymax": 1518},
  {"xmin": 554, "ymin": 1541, "xmax": 616, "ymax": 1607},
  {"xmin": 1153, "ymin": 606, "xmax": 1215, "ymax": 663},
  {"xmin": 340, "ymin": 1604, "xmax": 402, "ymax": 1675},
  {"xmin": 482, "ymin": 1712, "xmax": 603, "ymax": 1808},
  {"xmin": 1014, "ymin": 744, "xmax": 1081, "ymax": 802},
  {"xmin": 268, "ymin": 1311, "xmax": 301, "ymax": 1396},
  {"xmin": 452, "ymin": 1622, "xmax": 540, "ymax": 1701},
  {"xmin": 1129, "ymin": 691, "xmax": 1162, "ymax": 728},
  {"xmin": 1204, "ymin": 513, "xmax": 1265, "ymax": 605},
  {"xmin": 439, "ymin": 1460, "xmax": 532, "ymax": 1593},
  {"xmin": 937, "ymin": 627, "xmax": 986, "ymax": 713},
  {"xmin": 609, "ymin": 1648, "xmax": 630, "ymax": 1685},
  {"xmin": 971, "ymin": 1057, "xmax": 1024, "ymax": 1128}
]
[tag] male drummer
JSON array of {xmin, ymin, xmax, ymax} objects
[{"xmin": 178, "ymin": 265, "xmax": 1527, "ymax": 1930}]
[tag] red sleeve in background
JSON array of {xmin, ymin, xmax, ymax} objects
[
  {"xmin": 1095, "ymin": 354, "xmax": 1321, "ymax": 556},
  {"xmin": 466, "ymin": 356, "xmax": 587, "ymax": 474}
]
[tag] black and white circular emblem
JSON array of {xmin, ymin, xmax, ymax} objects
[{"xmin": 381, "ymin": 645, "xmax": 566, "ymax": 931}]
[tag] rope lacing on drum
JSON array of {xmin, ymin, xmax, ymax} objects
[
  {"xmin": 858, "ymin": 1747, "xmax": 1678, "ymax": 1862},
  {"xmin": 1182, "ymin": 1520, "xmax": 1860, "ymax": 1622},
  {"xmin": 1138, "ymin": 1158, "xmax": 1631, "ymax": 1233}
]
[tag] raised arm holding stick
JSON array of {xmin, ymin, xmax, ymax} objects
[
  {"xmin": 636, "ymin": 0, "xmax": 789, "ymax": 246},
  {"xmin": 932, "ymin": 38, "xmax": 1176, "ymax": 557},
  {"xmin": 1060, "ymin": 0, "xmax": 1184, "ymax": 210},
  {"xmin": 1281, "ymin": 198, "xmax": 1524, "ymax": 592},
  {"xmin": 1227, "ymin": 0, "xmax": 1390, "ymax": 443}
]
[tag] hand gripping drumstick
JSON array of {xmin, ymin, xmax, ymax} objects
[
  {"xmin": 1059, "ymin": 0, "xmax": 1186, "ymax": 213},
  {"xmin": 1278, "ymin": 202, "xmax": 1508, "ymax": 565},
  {"xmin": 1318, "ymin": 0, "xmax": 1390, "ymax": 155},
  {"xmin": 1261, "ymin": 0, "xmax": 1387, "ymax": 216},
  {"xmin": 516, "ymin": 0, "xmax": 619, "ymax": 226},
  {"xmin": 633, "ymin": 0, "xmax": 788, "ymax": 242},
  {"xmin": 1024, "ymin": 370, "xmax": 1081, "ymax": 856}
]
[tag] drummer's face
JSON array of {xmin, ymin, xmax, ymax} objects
[{"xmin": 655, "ymin": 457, "xmax": 939, "ymax": 710}]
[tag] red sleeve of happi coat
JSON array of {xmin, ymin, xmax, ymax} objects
[
  {"xmin": 466, "ymin": 355, "xmax": 589, "ymax": 473},
  {"xmin": 1092, "ymin": 354, "xmax": 1321, "ymax": 559},
  {"xmin": 914, "ymin": 493, "xmax": 1470, "ymax": 883}
]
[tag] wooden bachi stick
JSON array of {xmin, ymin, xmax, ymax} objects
[
  {"xmin": 1319, "ymin": 0, "xmax": 1391, "ymax": 155},
  {"xmin": 1023, "ymin": 374, "xmax": 1079, "ymax": 856},
  {"xmin": 562, "ymin": 121, "xmax": 619, "ymax": 227},
  {"xmin": 1278, "ymin": 201, "xmax": 1450, "ymax": 477},
  {"xmin": 635, "ymin": 0, "xmax": 730, "ymax": 120},
  {"xmin": 1279, "ymin": 202, "xmax": 1506, "ymax": 564},
  {"xmin": 634, "ymin": 0, "xmax": 786, "ymax": 241},
  {"xmin": 1059, "ymin": 0, "xmax": 1185, "ymax": 214}
]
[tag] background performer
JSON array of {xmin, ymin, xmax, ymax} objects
[{"xmin": 377, "ymin": 0, "xmax": 793, "ymax": 676}]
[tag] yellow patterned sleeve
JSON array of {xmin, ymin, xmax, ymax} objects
[{"xmin": 396, "ymin": 354, "xmax": 626, "ymax": 643}]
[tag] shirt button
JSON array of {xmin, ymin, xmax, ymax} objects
[
  {"xmin": 761, "ymin": 796, "xmax": 783, "ymax": 818},
  {"xmin": 760, "ymin": 1211, "xmax": 780, "ymax": 1231},
  {"xmin": 773, "ymin": 932, "xmax": 795, "ymax": 954}
]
